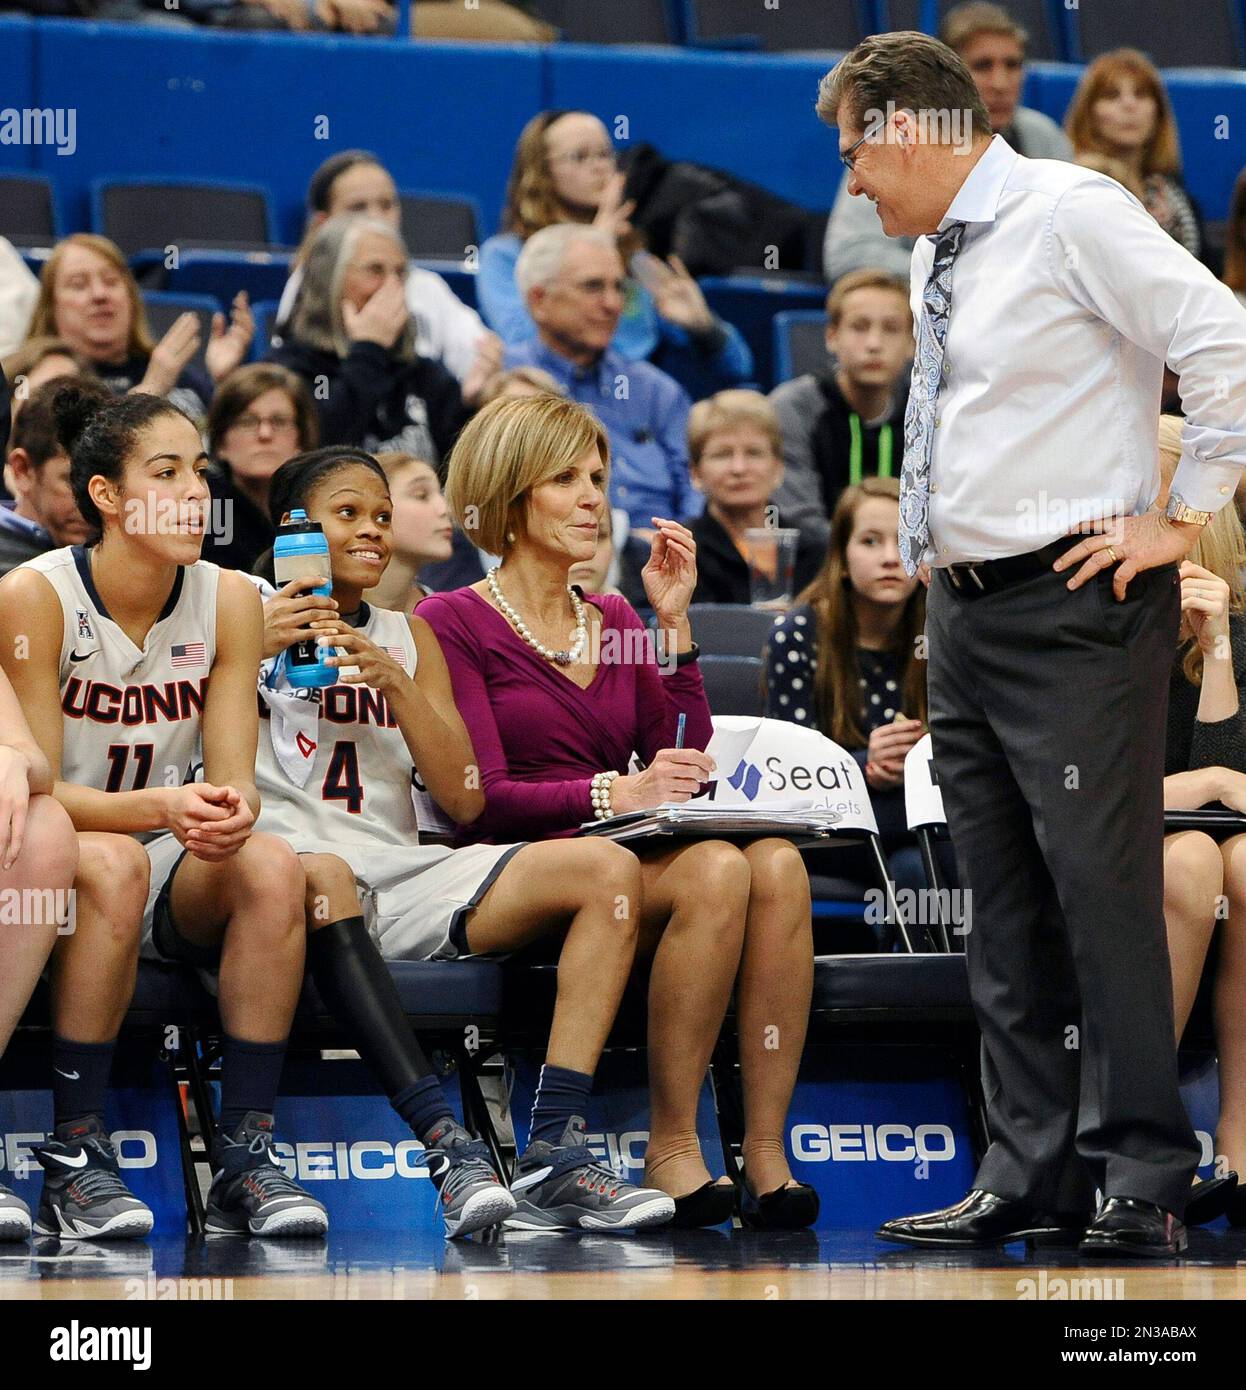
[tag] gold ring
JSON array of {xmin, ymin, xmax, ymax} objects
[{"xmin": 1104, "ymin": 546, "xmax": 1119, "ymax": 564}]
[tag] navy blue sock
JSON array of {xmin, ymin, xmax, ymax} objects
[
  {"xmin": 51, "ymin": 1036, "xmax": 116, "ymax": 1136},
  {"xmin": 528, "ymin": 1064, "xmax": 593, "ymax": 1147},
  {"xmin": 219, "ymin": 1035, "xmax": 287, "ymax": 1140},
  {"xmin": 393, "ymin": 1076, "xmax": 455, "ymax": 1145}
]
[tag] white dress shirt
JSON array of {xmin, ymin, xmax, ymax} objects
[{"xmin": 912, "ymin": 135, "xmax": 1246, "ymax": 567}]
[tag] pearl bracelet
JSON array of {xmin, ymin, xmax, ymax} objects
[{"xmin": 591, "ymin": 770, "xmax": 620, "ymax": 821}]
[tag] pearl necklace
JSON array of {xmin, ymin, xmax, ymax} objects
[{"xmin": 486, "ymin": 567, "xmax": 587, "ymax": 667}]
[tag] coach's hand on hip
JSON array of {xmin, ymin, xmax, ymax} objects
[{"xmin": 1053, "ymin": 509, "xmax": 1205, "ymax": 600}]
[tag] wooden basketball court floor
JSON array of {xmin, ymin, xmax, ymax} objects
[{"xmin": 3, "ymin": 1226, "xmax": 1245, "ymax": 1300}]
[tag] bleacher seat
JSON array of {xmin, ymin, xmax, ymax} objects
[
  {"xmin": 688, "ymin": 0, "xmax": 867, "ymax": 51},
  {"xmin": 883, "ymin": 0, "xmax": 1062, "ymax": 61},
  {"xmin": 93, "ymin": 178, "xmax": 276, "ymax": 259},
  {"xmin": 399, "ymin": 194, "xmax": 482, "ymax": 262},
  {"xmin": 688, "ymin": 603, "xmax": 776, "ymax": 659},
  {"xmin": 525, "ymin": 0, "xmax": 678, "ymax": 43},
  {"xmin": 699, "ymin": 653, "xmax": 765, "ymax": 715},
  {"xmin": 141, "ymin": 291, "xmax": 223, "ymax": 379},
  {"xmin": 154, "ymin": 248, "xmax": 295, "ymax": 307},
  {"xmin": 1074, "ymin": 0, "xmax": 1244, "ymax": 67},
  {"xmin": 773, "ymin": 309, "xmax": 828, "ymax": 384},
  {"xmin": 810, "ymin": 952, "xmax": 972, "ymax": 1023},
  {"xmin": 251, "ymin": 298, "xmax": 281, "ymax": 359},
  {"xmin": 700, "ymin": 275, "xmax": 827, "ymax": 389},
  {"xmin": 0, "ymin": 173, "xmax": 59, "ymax": 250}
]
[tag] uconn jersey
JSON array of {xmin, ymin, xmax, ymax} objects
[
  {"xmin": 256, "ymin": 602, "xmax": 438, "ymax": 849},
  {"xmin": 20, "ymin": 546, "xmax": 218, "ymax": 842}
]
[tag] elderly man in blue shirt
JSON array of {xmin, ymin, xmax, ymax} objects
[{"xmin": 505, "ymin": 225, "xmax": 702, "ymax": 534}]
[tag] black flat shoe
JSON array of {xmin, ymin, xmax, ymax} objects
[
  {"xmin": 670, "ymin": 1179, "xmax": 736, "ymax": 1229},
  {"xmin": 877, "ymin": 1190, "xmax": 1087, "ymax": 1249},
  {"xmin": 737, "ymin": 1174, "xmax": 820, "ymax": 1230},
  {"xmin": 1079, "ymin": 1197, "xmax": 1187, "ymax": 1259},
  {"xmin": 1184, "ymin": 1172, "xmax": 1239, "ymax": 1227},
  {"xmin": 1229, "ymin": 1187, "xmax": 1246, "ymax": 1228}
]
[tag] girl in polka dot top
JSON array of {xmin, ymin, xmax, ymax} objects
[{"xmin": 763, "ymin": 478, "xmax": 948, "ymax": 895}]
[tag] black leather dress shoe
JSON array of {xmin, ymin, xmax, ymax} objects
[
  {"xmin": 1079, "ymin": 1197, "xmax": 1187, "ymax": 1259},
  {"xmin": 1184, "ymin": 1172, "xmax": 1238, "ymax": 1228},
  {"xmin": 876, "ymin": 1190, "xmax": 1087, "ymax": 1248}
]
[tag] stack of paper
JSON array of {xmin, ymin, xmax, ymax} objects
[{"xmin": 578, "ymin": 803, "xmax": 848, "ymax": 844}]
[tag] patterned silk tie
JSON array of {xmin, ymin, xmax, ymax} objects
[{"xmin": 898, "ymin": 220, "xmax": 967, "ymax": 576}]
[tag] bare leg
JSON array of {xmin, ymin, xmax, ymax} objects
[
  {"xmin": 1214, "ymin": 834, "xmax": 1246, "ymax": 1176},
  {"xmin": 466, "ymin": 839, "xmax": 641, "ymax": 1075},
  {"xmin": 50, "ymin": 833, "xmax": 148, "ymax": 1043},
  {"xmin": 737, "ymin": 837, "xmax": 813, "ymax": 1197},
  {"xmin": 168, "ymin": 833, "xmax": 305, "ymax": 1041},
  {"xmin": 637, "ymin": 840, "xmax": 749, "ymax": 1199},
  {"xmin": 0, "ymin": 797, "xmax": 77, "ymax": 1056},
  {"xmin": 1163, "ymin": 831, "xmax": 1222, "ymax": 1040}
]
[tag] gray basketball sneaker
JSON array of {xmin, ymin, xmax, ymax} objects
[
  {"xmin": 33, "ymin": 1120, "xmax": 154, "ymax": 1240},
  {"xmin": 205, "ymin": 1112, "xmax": 328, "ymax": 1238},
  {"xmin": 506, "ymin": 1117, "xmax": 675, "ymax": 1233},
  {"xmin": 424, "ymin": 1120, "xmax": 517, "ymax": 1239},
  {"xmin": 0, "ymin": 1181, "xmax": 32, "ymax": 1241}
]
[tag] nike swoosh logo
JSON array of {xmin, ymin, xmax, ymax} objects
[
  {"xmin": 510, "ymin": 1166, "xmax": 554, "ymax": 1192},
  {"xmin": 44, "ymin": 1150, "xmax": 89, "ymax": 1169},
  {"xmin": 68, "ymin": 650, "xmax": 92, "ymax": 663},
  {"xmin": 54, "ymin": 1068, "xmax": 81, "ymax": 1081},
  {"xmin": 258, "ymin": 1197, "xmax": 313, "ymax": 1209}
]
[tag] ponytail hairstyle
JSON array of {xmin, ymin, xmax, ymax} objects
[
  {"xmin": 51, "ymin": 382, "xmax": 193, "ymax": 542},
  {"xmin": 253, "ymin": 445, "xmax": 389, "ymax": 584}
]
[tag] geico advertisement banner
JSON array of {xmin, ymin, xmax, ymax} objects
[
  {"xmin": 695, "ymin": 717, "xmax": 879, "ymax": 834},
  {"xmin": 0, "ymin": 1045, "xmax": 185, "ymax": 1232},
  {"xmin": 786, "ymin": 1043, "xmax": 977, "ymax": 1229},
  {"xmin": 221, "ymin": 1058, "xmax": 463, "ymax": 1232},
  {"xmin": 509, "ymin": 1050, "xmax": 726, "ymax": 1209}
]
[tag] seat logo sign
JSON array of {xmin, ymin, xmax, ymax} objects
[
  {"xmin": 790, "ymin": 1124, "xmax": 956, "ymax": 1162},
  {"xmin": 726, "ymin": 759, "xmax": 763, "ymax": 800}
]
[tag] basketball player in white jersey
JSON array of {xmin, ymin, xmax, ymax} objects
[
  {"xmin": 0, "ymin": 384, "xmax": 327, "ymax": 1239},
  {"xmin": 251, "ymin": 446, "xmax": 675, "ymax": 1233},
  {"xmin": 0, "ymin": 666, "xmax": 78, "ymax": 1241}
]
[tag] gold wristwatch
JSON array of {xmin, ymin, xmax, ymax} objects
[{"xmin": 1165, "ymin": 492, "xmax": 1214, "ymax": 527}]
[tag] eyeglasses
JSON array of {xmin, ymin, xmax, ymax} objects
[
  {"xmin": 840, "ymin": 129, "xmax": 873, "ymax": 172},
  {"xmin": 232, "ymin": 413, "xmax": 299, "ymax": 436},
  {"xmin": 549, "ymin": 147, "xmax": 617, "ymax": 167},
  {"xmin": 565, "ymin": 277, "xmax": 628, "ymax": 299}
]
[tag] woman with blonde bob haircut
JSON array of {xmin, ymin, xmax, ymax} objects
[
  {"xmin": 1158, "ymin": 414, "xmax": 1246, "ymax": 1227},
  {"xmin": 423, "ymin": 394, "xmax": 820, "ymax": 1230},
  {"xmin": 1065, "ymin": 49, "xmax": 1202, "ymax": 258}
]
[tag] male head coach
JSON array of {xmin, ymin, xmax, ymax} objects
[{"xmin": 820, "ymin": 31, "xmax": 1246, "ymax": 1257}]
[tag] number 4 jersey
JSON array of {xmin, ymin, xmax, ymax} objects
[{"xmin": 20, "ymin": 546, "xmax": 219, "ymax": 841}]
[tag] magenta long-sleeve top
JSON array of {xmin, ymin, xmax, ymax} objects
[{"xmin": 420, "ymin": 587, "xmax": 713, "ymax": 843}]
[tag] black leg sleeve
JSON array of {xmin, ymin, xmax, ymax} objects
[{"xmin": 306, "ymin": 916, "xmax": 436, "ymax": 1098}]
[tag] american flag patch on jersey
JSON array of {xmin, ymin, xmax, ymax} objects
[
  {"xmin": 170, "ymin": 642, "xmax": 207, "ymax": 668},
  {"xmin": 384, "ymin": 645, "xmax": 407, "ymax": 667}
]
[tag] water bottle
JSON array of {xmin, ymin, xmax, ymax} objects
[{"xmin": 273, "ymin": 509, "xmax": 335, "ymax": 688}]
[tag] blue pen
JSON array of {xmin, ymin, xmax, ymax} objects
[{"xmin": 675, "ymin": 713, "xmax": 687, "ymax": 749}]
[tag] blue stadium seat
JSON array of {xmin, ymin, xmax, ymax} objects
[
  {"xmin": 700, "ymin": 275, "xmax": 828, "ymax": 389},
  {"xmin": 773, "ymin": 308, "xmax": 829, "ymax": 384},
  {"xmin": 92, "ymin": 176, "xmax": 277, "ymax": 259},
  {"xmin": 152, "ymin": 248, "xmax": 295, "ymax": 307},
  {"xmin": 0, "ymin": 172, "xmax": 60, "ymax": 250},
  {"xmin": 1072, "ymin": 0, "xmax": 1245, "ymax": 67},
  {"xmin": 688, "ymin": 602, "xmax": 777, "ymax": 658},
  {"xmin": 525, "ymin": 0, "xmax": 680, "ymax": 43},
  {"xmin": 687, "ymin": 0, "xmax": 868, "ymax": 51},
  {"xmin": 298, "ymin": 959, "xmax": 505, "ymax": 1029},
  {"xmin": 883, "ymin": 0, "xmax": 1064, "ymax": 61},
  {"xmin": 141, "ymin": 291, "xmax": 224, "ymax": 379},
  {"xmin": 810, "ymin": 952, "xmax": 971, "ymax": 1021},
  {"xmin": 399, "ymin": 193, "xmax": 481, "ymax": 262},
  {"xmin": 699, "ymin": 653, "xmax": 765, "ymax": 715},
  {"xmin": 250, "ymin": 298, "xmax": 282, "ymax": 360}
]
